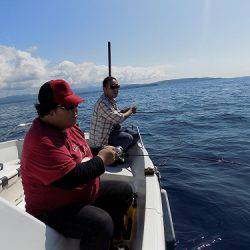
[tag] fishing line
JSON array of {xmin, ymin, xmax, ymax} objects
[
  {"xmin": 136, "ymin": 111, "xmax": 169, "ymax": 114},
  {"xmin": 128, "ymin": 154, "xmax": 250, "ymax": 167}
]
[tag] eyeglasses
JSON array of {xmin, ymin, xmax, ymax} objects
[
  {"xmin": 109, "ymin": 85, "xmax": 120, "ymax": 90},
  {"xmin": 57, "ymin": 105, "xmax": 77, "ymax": 111}
]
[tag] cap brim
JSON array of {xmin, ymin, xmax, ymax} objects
[{"xmin": 64, "ymin": 94, "xmax": 84, "ymax": 108}]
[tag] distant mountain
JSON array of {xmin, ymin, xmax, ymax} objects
[
  {"xmin": 229, "ymin": 75, "xmax": 250, "ymax": 81},
  {"xmin": 0, "ymin": 76, "xmax": 249, "ymax": 105},
  {"xmin": 121, "ymin": 77, "xmax": 221, "ymax": 90},
  {"xmin": 0, "ymin": 94, "xmax": 37, "ymax": 105},
  {"xmin": 0, "ymin": 85, "xmax": 101, "ymax": 105}
]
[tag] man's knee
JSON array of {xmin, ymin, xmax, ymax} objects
[
  {"xmin": 97, "ymin": 211, "xmax": 114, "ymax": 239},
  {"xmin": 121, "ymin": 181, "xmax": 133, "ymax": 196},
  {"xmin": 78, "ymin": 206, "xmax": 114, "ymax": 239},
  {"xmin": 117, "ymin": 182, "xmax": 133, "ymax": 208},
  {"xmin": 76, "ymin": 207, "xmax": 114, "ymax": 250},
  {"xmin": 127, "ymin": 133, "xmax": 134, "ymax": 143},
  {"xmin": 123, "ymin": 133, "xmax": 134, "ymax": 148}
]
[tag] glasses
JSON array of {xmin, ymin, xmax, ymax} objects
[
  {"xmin": 57, "ymin": 105, "xmax": 77, "ymax": 111},
  {"xmin": 109, "ymin": 85, "xmax": 120, "ymax": 90}
]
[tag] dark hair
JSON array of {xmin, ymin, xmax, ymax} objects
[
  {"xmin": 35, "ymin": 82, "xmax": 58, "ymax": 117},
  {"xmin": 103, "ymin": 76, "xmax": 117, "ymax": 87}
]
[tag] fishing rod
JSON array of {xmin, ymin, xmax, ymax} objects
[
  {"xmin": 128, "ymin": 154, "xmax": 250, "ymax": 167},
  {"xmin": 136, "ymin": 111, "xmax": 168, "ymax": 114}
]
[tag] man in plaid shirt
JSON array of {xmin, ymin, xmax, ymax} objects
[{"xmin": 89, "ymin": 76, "xmax": 138, "ymax": 153}]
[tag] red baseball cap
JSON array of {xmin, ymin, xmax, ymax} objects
[{"xmin": 50, "ymin": 79, "xmax": 84, "ymax": 108}]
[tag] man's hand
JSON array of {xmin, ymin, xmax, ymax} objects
[
  {"xmin": 120, "ymin": 107, "xmax": 130, "ymax": 113},
  {"xmin": 122, "ymin": 107, "xmax": 136, "ymax": 119},
  {"xmin": 97, "ymin": 146, "xmax": 116, "ymax": 165},
  {"xmin": 131, "ymin": 106, "xmax": 137, "ymax": 114},
  {"xmin": 121, "ymin": 104, "xmax": 136, "ymax": 115}
]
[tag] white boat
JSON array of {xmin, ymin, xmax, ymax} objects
[{"xmin": 0, "ymin": 129, "xmax": 175, "ymax": 250}]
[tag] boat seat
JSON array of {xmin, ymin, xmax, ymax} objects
[{"xmin": 0, "ymin": 197, "xmax": 80, "ymax": 250}]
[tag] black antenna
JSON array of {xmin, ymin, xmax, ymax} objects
[{"xmin": 108, "ymin": 41, "xmax": 111, "ymax": 76}]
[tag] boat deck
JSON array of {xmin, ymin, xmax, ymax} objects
[{"xmin": 0, "ymin": 138, "xmax": 175, "ymax": 250}]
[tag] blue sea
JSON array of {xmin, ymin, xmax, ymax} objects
[{"xmin": 0, "ymin": 77, "xmax": 250, "ymax": 249}]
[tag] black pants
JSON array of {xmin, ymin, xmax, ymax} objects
[
  {"xmin": 108, "ymin": 127, "xmax": 139, "ymax": 152},
  {"xmin": 37, "ymin": 180, "xmax": 133, "ymax": 250}
]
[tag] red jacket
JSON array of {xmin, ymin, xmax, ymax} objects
[{"xmin": 21, "ymin": 118, "xmax": 99, "ymax": 216}]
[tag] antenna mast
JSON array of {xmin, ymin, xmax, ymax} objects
[{"xmin": 108, "ymin": 41, "xmax": 111, "ymax": 76}]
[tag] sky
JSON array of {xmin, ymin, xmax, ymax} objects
[{"xmin": 1, "ymin": 0, "xmax": 250, "ymax": 97}]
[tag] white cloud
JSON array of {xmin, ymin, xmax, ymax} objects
[
  {"xmin": 1, "ymin": 44, "xmax": 249, "ymax": 98},
  {"xmin": 0, "ymin": 45, "xmax": 173, "ymax": 95},
  {"xmin": 0, "ymin": 45, "xmax": 48, "ymax": 90},
  {"xmin": 51, "ymin": 61, "xmax": 108, "ymax": 87},
  {"xmin": 26, "ymin": 46, "xmax": 38, "ymax": 53}
]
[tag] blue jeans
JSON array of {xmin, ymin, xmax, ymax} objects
[{"xmin": 108, "ymin": 127, "xmax": 139, "ymax": 151}]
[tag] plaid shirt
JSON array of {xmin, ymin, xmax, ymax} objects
[{"xmin": 89, "ymin": 94, "xmax": 125, "ymax": 147}]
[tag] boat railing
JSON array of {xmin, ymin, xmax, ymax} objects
[{"xmin": 131, "ymin": 125, "xmax": 144, "ymax": 149}]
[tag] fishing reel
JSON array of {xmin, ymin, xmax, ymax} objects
[
  {"xmin": 99, "ymin": 146, "xmax": 125, "ymax": 166},
  {"xmin": 114, "ymin": 146, "xmax": 126, "ymax": 164}
]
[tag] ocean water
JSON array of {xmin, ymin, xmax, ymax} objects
[{"xmin": 0, "ymin": 77, "xmax": 250, "ymax": 249}]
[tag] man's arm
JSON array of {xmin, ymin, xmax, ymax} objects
[
  {"xmin": 52, "ymin": 146, "xmax": 116, "ymax": 189},
  {"xmin": 52, "ymin": 156, "xmax": 104, "ymax": 189},
  {"xmin": 100, "ymin": 102, "xmax": 135, "ymax": 123},
  {"xmin": 100, "ymin": 102, "xmax": 124, "ymax": 123},
  {"xmin": 121, "ymin": 104, "xmax": 137, "ymax": 114},
  {"xmin": 121, "ymin": 107, "xmax": 136, "ymax": 119}
]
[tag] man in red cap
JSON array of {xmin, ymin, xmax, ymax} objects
[{"xmin": 21, "ymin": 79, "xmax": 133, "ymax": 250}]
